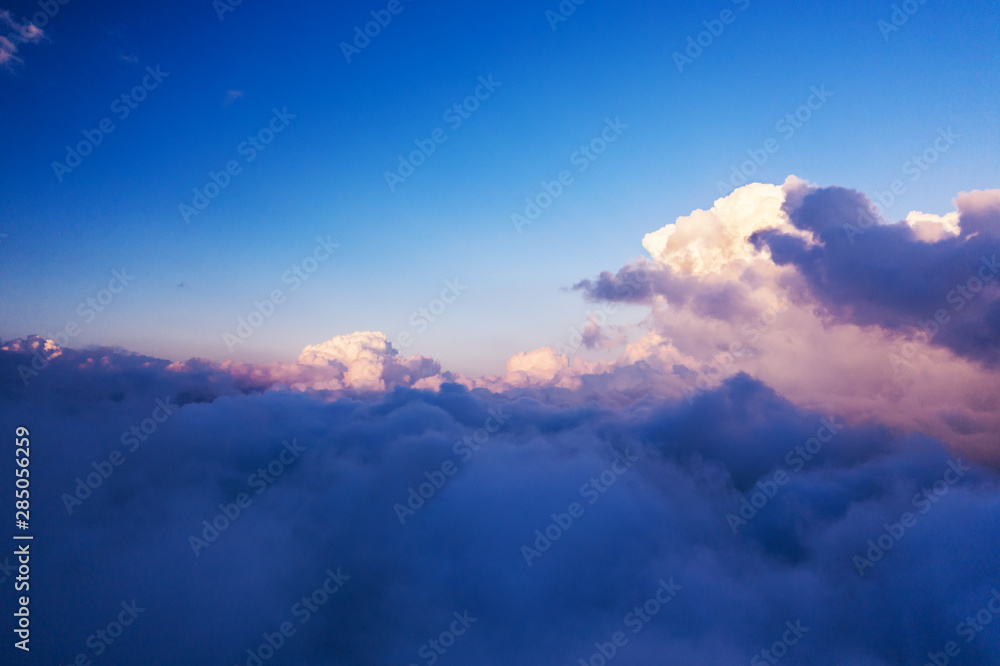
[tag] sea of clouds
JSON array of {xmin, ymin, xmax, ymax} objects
[{"xmin": 2, "ymin": 177, "xmax": 998, "ymax": 665}]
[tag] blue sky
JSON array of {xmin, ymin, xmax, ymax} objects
[
  {"xmin": 1, "ymin": 0, "xmax": 997, "ymax": 374},
  {"xmin": 3, "ymin": 5, "xmax": 1000, "ymax": 662}
]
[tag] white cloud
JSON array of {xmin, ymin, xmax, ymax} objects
[{"xmin": 641, "ymin": 177, "xmax": 813, "ymax": 276}]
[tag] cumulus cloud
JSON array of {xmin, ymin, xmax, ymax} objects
[
  {"xmin": 298, "ymin": 330, "xmax": 400, "ymax": 391},
  {"xmin": 640, "ymin": 180, "xmax": 812, "ymax": 276},
  {"xmin": 1, "ymin": 334, "xmax": 62, "ymax": 361},
  {"xmin": 904, "ymin": 210, "xmax": 961, "ymax": 242},
  {"xmin": 1, "ymin": 331, "xmax": 450, "ymax": 400},
  {"xmin": 752, "ymin": 182, "xmax": 1000, "ymax": 365},
  {"xmin": 570, "ymin": 179, "xmax": 1000, "ymax": 461}
]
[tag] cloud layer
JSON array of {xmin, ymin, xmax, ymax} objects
[{"xmin": 2, "ymin": 177, "xmax": 999, "ymax": 664}]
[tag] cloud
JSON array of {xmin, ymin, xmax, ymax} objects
[
  {"xmin": 580, "ymin": 321, "xmax": 627, "ymax": 350},
  {"xmin": 0, "ymin": 9, "xmax": 45, "ymax": 68},
  {"xmin": 296, "ymin": 330, "xmax": 447, "ymax": 392},
  {"xmin": 503, "ymin": 346, "xmax": 573, "ymax": 387},
  {"xmin": 751, "ymin": 182, "xmax": 1000, "ymax": 366},
  {"xmin": 640, "ymin": 180, "xmax": 812, "ymax": 276},
  {"xmin": 7, "ymin": 179, "xmax": 998, "ymax": 461},
  {"xmin": 903, "ymin": 209, "xmax": 960, "ymax": 243},
  {"xmin": 1, "ymin": 341, "xmax": 998, "ymax": 665},
  {"xmin": 225, "ymin": 89, "xmax": 244, "ymax": 105},
  {"xmin": 570, "ymin": 178, "xmax": 1000, "ymax": 461},
  {"xmin": 3, "ymin": 175, "xmax": 1000, "ymax": 662}
]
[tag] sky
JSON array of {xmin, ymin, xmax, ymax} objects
[
  {"xmin": 2, "ymin": 2, "xmax": 1000, "ymax": 664},
  {"xmin": 1, "ymin": 0, "xmax": 998, "ymax": 375}
]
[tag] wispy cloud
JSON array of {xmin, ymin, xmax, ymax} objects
[{"xmin": 0, "ymin": 9, "xmax": 45, "ymax": 68}]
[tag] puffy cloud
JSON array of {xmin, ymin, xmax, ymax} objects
[
  {"xmin": 298, "ymin": 330, "xmax": 397, "ymax": 367},
  {"xmin": 1, "ymin": 334, "xmax": 62, "ymax": 360},
  {"xmin": 166, "ymin": 331, "xmax": 445, "ymax": 394},
  {"xmin": 1, "ymin": 330, "xmax": 449, "ymax": 399},
  {"xmin": 752, "ymin": 184, "xmax": 1000, "ymax": 365},
  {"xmin": 299, "ymin": 331, "xmax": 400, "ymax": 391},
  {"xmin": 505, "ymin": 346, "xmax": 568, "ymax": 383},
  {"xmin": 641, "ymin": 179, "xmax": 813, "ymax": 276},
  {"xmin": 1, "ymin": 344, "xmax": 999, "ymax": 665},
  {"xmin": 221, "ymin": 331, "xmax": 447, "ymax": 394},
  {"xmin": 501, "ymin": 346, "xmax": 598, "ymax": 390},
  {"xmin": 572, "ymin": 179, "xmax": 1000, "ymax": 462},
  {"xmin": 904, "ymin": 210, "xmax": 960, "ymax": 242}
]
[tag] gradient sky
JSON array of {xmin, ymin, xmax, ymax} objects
[
  {"xmin": 3, "ymin": 4, "xmax": 1000, "ymax": 664},
  {"xmin": 1, "ymin": 0, "xmax": 998, "ymax": 375}
]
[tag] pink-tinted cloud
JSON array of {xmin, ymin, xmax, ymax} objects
[
  {"xmin": 570, "ymin": 178, "xmax": 1000, "ymax": 462},
  {"xmin": 6, "ymin": 179, "xmax": 998, "ymax": 463},
  {"xmin": 0, "ymin": 9, "xmax": 45, "ymax": 68},
  {"xmin": 2, "ymin": 334, "xmax": 999, "ymax": 664}
]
